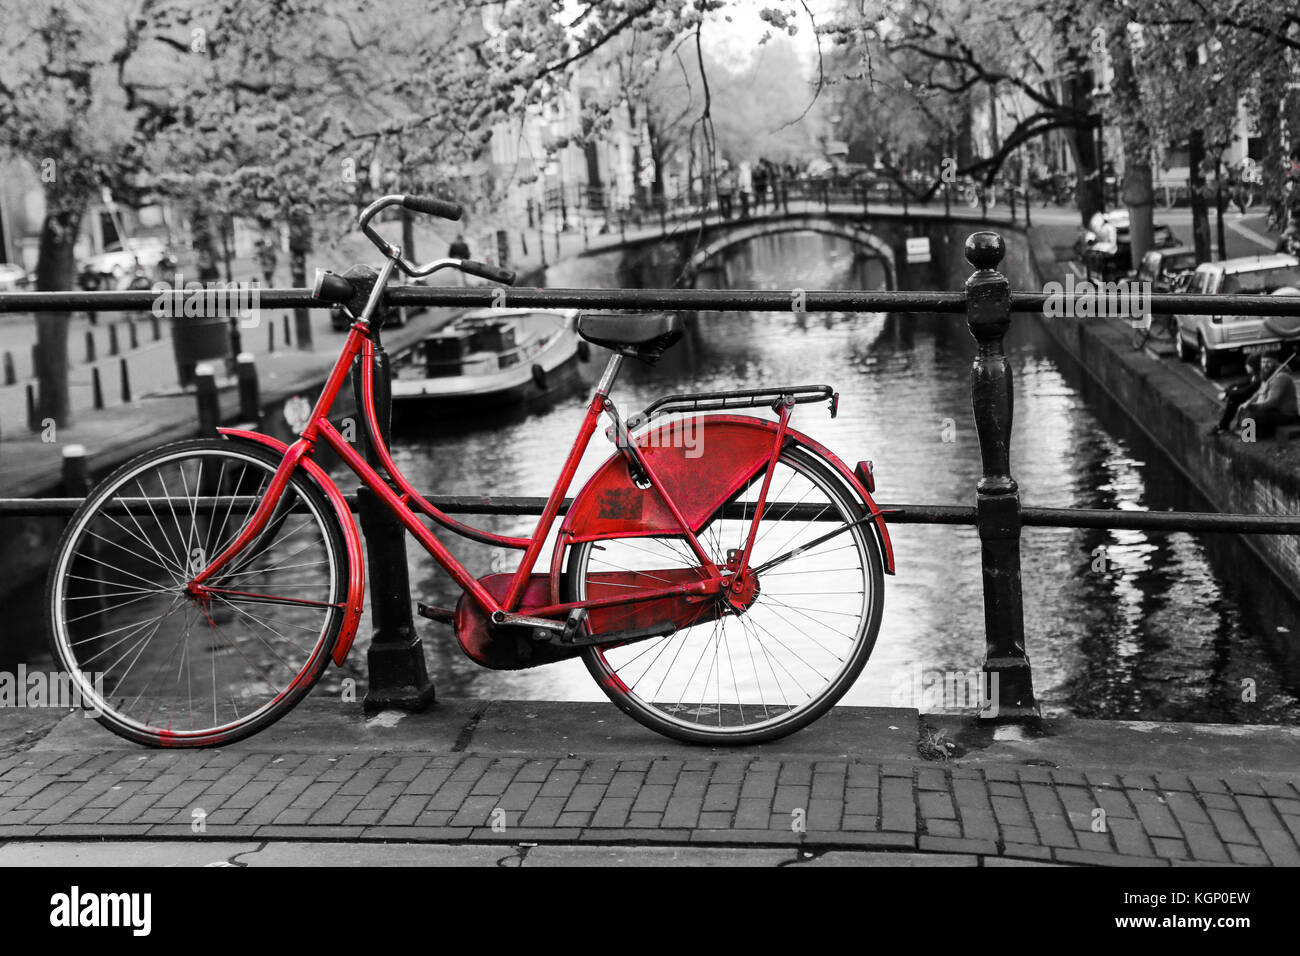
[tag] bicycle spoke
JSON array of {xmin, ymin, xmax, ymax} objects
[
  {"xmin": 578, "ymin": 448, "xmax": 879, "ymax": 740},
  {"xmin": 50, "ymin": 442, "xmax": 344, "ymax": 746}
]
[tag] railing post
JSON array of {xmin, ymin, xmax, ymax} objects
[
  {"xmin": 26, "ymin": 383, "xmax": 38, "ymax": 432},
  {"xmin": 236, "ymin": 352, "xmax": 260, "ymax": 423},
  {"xmin": 194, "ymin": 362, "xmax": 219, "ymax": 433},
  {"xmin": 352, "ymin": 339, "xmax": 436, "ymax": 713},
  {"xmin": 963, "ymin": 232, "xmax": 1038, "ymax": 722},
  {"xmin": 61, "ymin": 443, "xmax": 89, "ymax": 496}
]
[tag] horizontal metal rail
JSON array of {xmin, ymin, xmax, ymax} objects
[
  {"xmin": 3, "ymin": 495, "xmax": 1298, "ymax": 534},
  {"xmin": 5, "ymin": 232, "xmax": 1295, "ymax": 720},
  {"xmin": 4, "ymin": 287, "xmax": 1299, "ymax": 317}
]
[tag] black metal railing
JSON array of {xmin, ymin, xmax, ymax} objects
[{"xmin": 5, "ymin": 230, "xmax": 1300, "ymax": 720}]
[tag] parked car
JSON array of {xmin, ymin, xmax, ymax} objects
[
  {"xmin": 0, "ymin": 262, "xmax": 29, "ymax": 291},
  {"xmin": 1079, "ymin": 210, "xmax": 1180, "ymax": 281},
  {"xmin": 1136, "ymin": 246, "xmax": 1199, "ymax": 293},
  {"xmin": 77, "ymin": 236, "xmax": 171, "ymax": 290},
  {"xmin": 1174, "ymin": 254, "xmax": 1300, "ymax": 377}
]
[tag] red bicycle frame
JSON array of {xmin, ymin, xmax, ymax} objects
[{"xmin": 187, "ymin": 311, "xmax": 760, "ymax": 627}]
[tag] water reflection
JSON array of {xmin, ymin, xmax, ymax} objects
[{"xmin": 329, "ymin": 229, "xmax": 1300, "ymax": 723}]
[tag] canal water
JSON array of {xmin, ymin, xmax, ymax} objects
[{"xmin": 320, "ymin": 229, "xmax": 1300, "ymax": 724}]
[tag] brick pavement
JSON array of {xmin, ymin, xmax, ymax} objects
[{"xmin": 3, "ymin": 746, "xmax": 1298, "ymax": 865}]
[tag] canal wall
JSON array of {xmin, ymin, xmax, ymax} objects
[{"xmin": 1014, "ymin": 225, "xmax": 1300, "ymax": 598}]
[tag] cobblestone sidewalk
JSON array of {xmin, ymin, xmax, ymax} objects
[{"xmin": 3, "ymin": 748, "xmax": 1299, "ymax": 866}]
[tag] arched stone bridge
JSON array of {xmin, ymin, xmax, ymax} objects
[{"xmin": 597, "ymin": 203, "xmax": 1017, "ymax": 291}]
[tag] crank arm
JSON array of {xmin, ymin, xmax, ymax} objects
[{"xmin": 490, "ymin": 610, "xmax": 565, "ymax": 632}]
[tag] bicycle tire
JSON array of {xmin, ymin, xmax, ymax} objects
[
  {"xmin": 565, "ymin": 445, "xmax": 885, "ymax": 746},
  {"xmin": 46, "ymin": 438, "xmax": 348, "ymax": 747}
]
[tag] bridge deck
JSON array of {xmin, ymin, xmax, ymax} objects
[{"xmin": 3, "ymin": 699, "xmax": 1298, "ymax": 867}]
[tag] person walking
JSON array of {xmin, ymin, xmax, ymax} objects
[
  {"xmin": 717, "ymin": 162, "xmax": 736, "ymax": 220},
  {"xmin": 753, "ymin": 162, "xmax": 768, "ymax": 212},
  {"xmin": 448, "ymin": 234, "xmax": 471, "ymax": 285},
  {"xmin": 254, "ymin": 234, "xmax": 277, "ymax": 286},
  {"xmin": 738, "ymin": 161, "xmax": 753, "ymax": 219}
]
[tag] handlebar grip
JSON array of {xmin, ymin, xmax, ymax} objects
[
  {"xmin": 459, "ymin": 260, "xmax": 516, "ymax": 285},
  {"xmin": 312, "ymin": 269, "xmax": 353, "ymax": 303},
  {"xmin": 401, "ymin": 194, "xmax": 463, "ymax": 221}
]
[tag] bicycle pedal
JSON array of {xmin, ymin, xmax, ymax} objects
[{"xmin": 417, "ymin": 602, "xmax": 455, "ymax": 624}]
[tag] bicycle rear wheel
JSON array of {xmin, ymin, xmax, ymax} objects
[
  {"xmin": 564, "ymin": 445, "xmax": 884, "ymax": 745},
  {"xmin": 46, "ymin": 438, "xmax": 347, "ymax": 747}
]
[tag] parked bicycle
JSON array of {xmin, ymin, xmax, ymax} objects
[{"xmin": 47, "ymin": 193, "xmax": 894, "ymax": 748}]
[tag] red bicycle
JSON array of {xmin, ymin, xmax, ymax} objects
[{"xmin": 47, "ymin": 194, "xmax": 894, "ymax": 747}]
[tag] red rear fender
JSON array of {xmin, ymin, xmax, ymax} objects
[{"xmin": 556, "ymin": 415, "xmax": 894, "ymax": 574}]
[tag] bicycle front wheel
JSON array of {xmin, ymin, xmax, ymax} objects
[
  {"xmin": 47, "ymin": 439, "xmax": 348, "ymax": 747},
  {"xmin": 565, "ymin": 445, "xmax": 884, "ymax": 745}
]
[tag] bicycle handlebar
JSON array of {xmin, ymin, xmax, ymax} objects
[
  {"xmin": 458, "ymin": 260, "xmax": 516, "ymax": 285},
  {"xmin": 312, "ymin": 269, "xmax": 354, "ymax": 303},
  {"xmin": 401, "ymin": 194, "xmax": 463, "ymax": 221}
]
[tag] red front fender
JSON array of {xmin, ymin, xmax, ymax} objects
[
  {"xmin": 551, "ymin": 415, "xmax": 894, "ymax": 595},
  {"xmin": 218, "ymin": 428, "xmax": 365, "ymax": 666}
]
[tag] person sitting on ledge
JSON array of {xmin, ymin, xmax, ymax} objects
[
  {"xmin": 1232, "ymin": 356, "xmax": 1300, "ymax": 439},
  {"xmin": 1211, "ymin": 354, "xmax": 1262, "ymax": 434}
]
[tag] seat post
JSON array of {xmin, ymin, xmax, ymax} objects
[{"xmin": 594, "ymin": 352, "xmax": 624, "ymax": 400}]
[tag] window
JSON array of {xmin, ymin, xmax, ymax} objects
[{"xmin": 1221, "ymin": 266, "xmax": 1300, "ymax": 294}]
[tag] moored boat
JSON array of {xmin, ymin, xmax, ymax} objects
[{"xmin": 391, "ymin": 308, "xmax": 589, "ymax": 421}]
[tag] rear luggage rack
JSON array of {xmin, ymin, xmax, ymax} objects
[{"xmin": 628, "ymin": 385, "xmax": 836, "ymax": 429}]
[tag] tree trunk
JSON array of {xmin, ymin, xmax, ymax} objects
[
  {"xmin": 1188, "ymin": 129, "xmax": 1213, "ymax": 262},
  {"xmin": 956, "ymin": 88, "xmax": 975, "ymax": 168},
  {"xmin": 1059, "ymin": 72, "xmax": 1102, "ymax": 225},
  {"xmin": 219, "ymin": 215, "xmax": 235, "ymax": 282},
  {"xmin": 627, "ymin": 101, "xmax": 645, "ymax": 210},
  {"xmin": 1258, "ymin": 74, "xmax": 1283, "ymax": 217},
  {"xmin": 288, "ymin": 211, "xmax": 313, "ymax": 350},
  {"xmin": 646, "ymin": 112, "xmax": 666, "ymax": 206},
  {"xmin": 189, "ymin": 205, "xmax": 222, "ymax": 283},
  {"xmin": 33, "ymin": 206, "xmax": 83, "ymax": 428},
  {"xmin": 1214, "ymin": 153, "xmax": 1228, "ymax": 258},
  {"xmin": 1109, "ymin": 22, "xmax": 1154, "ymax": 269}
]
